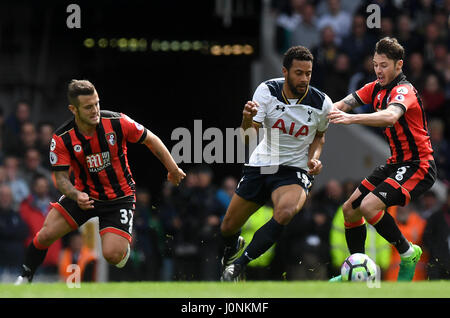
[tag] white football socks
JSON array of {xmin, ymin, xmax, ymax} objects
[{"xmin": 400, "ymin": 244, "xmax": 414, "ymax": 259}]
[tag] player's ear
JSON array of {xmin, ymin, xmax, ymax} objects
[
  {"xmin": 68, "ymin": 104, "xmax": 77, "ymax": 116},
  {"xmin": 395, "ymin": 59, "xmax": 403, "ymax": 71},
  {"xmin": 282, "ymin": 66, "xmax": 288, "ymax": 77}
]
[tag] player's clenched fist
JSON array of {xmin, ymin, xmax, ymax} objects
[
  {"xmin": 242, "ymin": 101, "xmax": 259, "ymax": 119},
  {"xmin": 77, "ymin": 192, "xmax": 95, "ymax": 210},
  {"xmin": 167, "ymin": 167, "xmax": 186, "ymax": 187},
  {"xmin": 307, "ymin": 158, "xmax": 322, "ymax": 175}
]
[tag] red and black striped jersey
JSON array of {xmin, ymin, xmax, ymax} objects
[
  {"xmin": 353, "ymin": 73, "xmax": 434, "ymax": 164},
  {"xmin": 50, "ymin": 110, "xmax": 147, "ymax": 201}
]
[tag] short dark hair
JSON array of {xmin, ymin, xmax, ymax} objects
[
  {"xmin": 375, "ymin": 37, "xmax": 404, "ymax": 61},
  {"xmin": 67, "ymin": 79, "xmax": 96, "ymax": 106},
  {"xmin": 283, "ymin": 46, "xmax": 314, "ymax": 70}
]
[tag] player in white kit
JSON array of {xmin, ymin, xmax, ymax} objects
[{"xmin": 220, "ymin": 46, "xmax": 333, "ymax": 281}]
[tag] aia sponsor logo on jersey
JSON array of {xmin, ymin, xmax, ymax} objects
[
  {"xmin": 272, "ymin": 119, "xmax": 309, "ymax": 137},
  {"xmin": 86, "ymin": 151, "xmax": 111, "ymax": 173}
]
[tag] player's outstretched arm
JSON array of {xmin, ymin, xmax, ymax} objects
[
  {"xmin": 142, "ymin": 129, "xmax": 186, "ymax": 186},
  {"xmin": 333, "ymin": 94, "xmax": 362, "ymax": 113},
  {"xmin": 328, "ymin": 104, "xmax": 404, "ymax": 127},
  {"xmin": 54, "ymin": 170, "xmax": 94, "ymax": 210},
  {"xmin": 307, "ymin": 130, "xmax": 325, "ymax": 175}
]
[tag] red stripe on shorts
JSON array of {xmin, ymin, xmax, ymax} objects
[
  {"xmin": 385, "ymin": 178, "xmax": 411, "ymax": 205},
  {"xmin": 361, "ymin": 178, "xmax": 376, "ymax": 191},
  {"xmin": 100, "ymin": 227, "xmax": 132, "ymax": 243},
  {"xmin": 50, "ymin": 202, "xmax": 78, "ymax": 230},
  {"xmin": 402, "ymin": 161, "xmax": 430, "ymax": 193}
]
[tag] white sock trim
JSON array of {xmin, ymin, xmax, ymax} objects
[
  {"xmin": 115, "ymin": 244, "xmax": 130, "ymax": 268},
  {"xmin": 400, "ymin": 244, "xmax": 414, "ymax": 258}
]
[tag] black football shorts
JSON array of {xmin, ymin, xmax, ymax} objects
[
  {"xmin": 355, "ymin": 160, "xmax": 436, "ymax": 207},
  {"xmin": 50, "ymin": 195, "xmax": 135, "ymax": 243},
  {"xmin": 235, "ymin": 165, "xmax": 314, "ymax": 205}
]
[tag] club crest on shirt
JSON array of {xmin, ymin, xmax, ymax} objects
[{"xmin": 106, "ymin": 132, "xmax": 116, "ymax": 146}]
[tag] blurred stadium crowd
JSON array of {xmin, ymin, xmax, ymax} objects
[
  {"xmin": 274, "ymin": 0, "xmax": 449, "ymax": 140},
  {"xmin": 0, "ymin": 0, "xmax": 449, "ymax": 283}
]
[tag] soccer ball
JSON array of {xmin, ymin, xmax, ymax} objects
[{"xmin": 341, "ymin": 253, "xmax": 378, "ymax": 282}]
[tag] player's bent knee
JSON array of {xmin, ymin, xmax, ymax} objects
[
  {"xmin": 115, "ymin": 244, "xmax": 130, "ymax": 268},
  {"xmin": 358, "ymin": 204, "xmax": 371, "ymax": 219},
  {"xmin": 103, "ymin": 245, "xmax": 129, "ymax": 266},
  {"xmin": 359, "ymin": 196, "xmax": 380, "ymax": 218},
  {"xmin": 274, "ymin": 207, "xmax": 297, "ymax": 225},
  {"xmin": 342, "ymin": 200, "xmax": 355, "ymax": 221},
  {"xmin": 36, "ymin": 228, "xmax": 58, "ymax": 247}
]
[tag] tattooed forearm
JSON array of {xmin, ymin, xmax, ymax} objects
[
  {"xmin": 54, "ymin": 170, "xmax": 80, "ymax": 201},
  {"xmin": 343, "ymin": 94, "xmax": 361, "ymax": 109},
  {"xmin": 334, "ymin": 94, "xmax": 362, "ymax": 113}
]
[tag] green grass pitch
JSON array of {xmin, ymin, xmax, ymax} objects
[{"xmin": 1, "ymin": 281, "xmax": 450, "ymax": 298}]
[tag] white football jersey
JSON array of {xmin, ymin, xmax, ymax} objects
[{"xmin": 247, "ymin": 78, "xmax": 332, "ymax": 171}]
